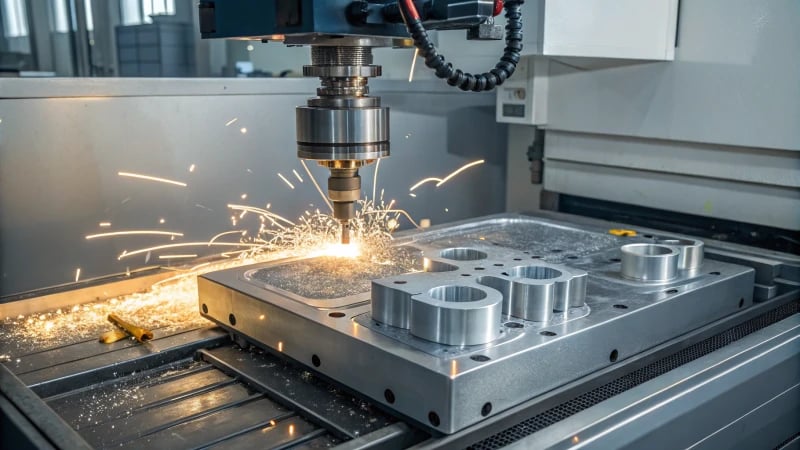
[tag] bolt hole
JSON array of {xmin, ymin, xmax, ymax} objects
[
  {"xmin": 709, "ymin": 271, "xmax": 721, "ymax": 275},
  {"xmin": 609, "ymin": 257, "xmax": 621, "ymax": 263},
  {"xmin": 613, "ymin": 304, "xmax": 628, "ymax": 309},
  {"xmin": 470, "ymin": 355, "xmax": 491, "ymax": 362},
  {"xmin": 551, "ymin": 249, "xmax": 563, "ymax": 253},
  {"xmin": 493, "ymin": 263, "xmax": 504, "ymax": 267},
  {"xmin": 228, "ymin": 313, "xmax": 237, "ymax": 326},
  {"xmin": 201, "ymin": 303, "xmax": 208, "ymax": 314},
  {"xmin": 374, "ymin": 322, "xmax": 382, "ymax": 327},
  {"xmin": 384, "ymin": 389, "xmax": 395, "ymax": 404},
  {"xmin": 393, "ymin": 280, "xmax": 407, "ymax": 284},
  {"xmin": 504, "ymin": 322, "xmax": 524, "ymax": 329},
  {"xmin": 665, "ymin": 289, "xmax": 678, "ymax": 294},
  {"xmin": 461, "ymin": 273, "xmax": 471, "ymax": 277},
  {"xmin": 328, "ymin": 312, "xmax": 345, "ymax": 318},
  {"xmin": 531, "ymin": 255, "xmax": 542, "ymax": 259},
  {"xmin": 739, "ymin": 298, "xmax": 744, "ymax": 308},
  {"xmin": 428, "ymin": 411, "xmax": 440, "ymax": 427},
  {"xmin": 481, "ymin": 402, "xmax": 493, "ymax": 417},
  {"xmin": 540, "ymin": 331, "xmax": 557, "ymax": 337},
  {"xmin": 312, "ymin": 354, "xmax": 321, "ymax": 367},
  {"xmin": 566, "ymin": 255, "xmax": 578, "ymax": 260},
  {"xmin": 501, "ymin": 272, "xmax": 509, "ymax": 277},
  {"xmin": 523, "ymin": 251, "xmax": 530, "ymax": 254},
  {"xmin": 513, "ymin": 258, "xmax": 522, "ymax": 261},
  {"xmin": 609, "ymin": 349, "xmax": 619, "ymax": 362},
  {"xmin": 475, "ymin": 267, "xmax": 485, "ymax": 271},
  {"xmin": 643, "ymin": 234, "xmax": 654, "ymax": 238}
]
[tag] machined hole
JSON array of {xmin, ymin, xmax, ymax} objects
[
  {"xmin": 508, "ymin": 265, "xmax": 563, "ymax": 280},
  {"xmin": 540, "ymin": 331, "xmax": 557, "ymax": 337},
  {"xmin": 428, "ymin": 411, "xmax": 440, "ymax": 427},
  {"xmin": 439, "ymin": 248, "xmax": 488, "ymax": 261},
  {"xmin": 622, "ymin": 243, "xmax": 675, "ymax": 256},
  {"xmin": 658, "ymin": 238, "xmax": 694, "ymax": 246},
  {"xmin": 201, "ymin": 303, "xmax": 208, "ymax": 314},
  {"xmin": 328, "ymin": 312, "xmax": 345, "ymax": 318},
  {"xmin": 470, "ymin": 355, "xmax": 490, "ymax": 362},
  {"xmin": 609, "ymin": 349, "xmax": 619, "ymax": 362},
  {"xmin": 384, "ymin": 389, "xmax": 395, "ymax": 404},
  {"xmin": 429, "ymin": 285, "xmax": 487, "ymax": 303},
  {"xmin": 393, "ymin": 280, "xmax": 407, "ymax": 284}
]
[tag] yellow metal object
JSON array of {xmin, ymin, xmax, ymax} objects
[
  {"xmin": 609, "ymin": 228, "xmax": 637, "ymax": 237},
  {"xmin": 99, "ymin": 329, "xmax": 130, "ymax": 344},
  {"xmin": 108, "ymin": 313, "xmax": 154, "ymax": 342}
]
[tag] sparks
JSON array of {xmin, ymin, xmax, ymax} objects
[
  {"xmin": 188, "ymin": 163, "xmax": 196, "ymax": 172},
  {"xmin": 409, "ymin": 177, "xmax": 442, "ymax": 192},
  {"xmin": 74, "ymin": 268, "xmax": 81, "ymax": 282},
  {"xmin": 225, "ymin": 117, "xmax": 238, "ymax": 127},
  {"xmin": 308, "ymin": 242, "xmax": 362, "ymax": 259},
  {"xmin": 240, "ymin": 127, "xmax": 247, "ymax": 134},
  {"xmin": 435, "ymin": 159, "xmax": 485, "ymax": 187},
  {"xmin": 408, "ymin": 159, "xmax": 485, "ymax": 191},
  {"xmin": 372, "ymin": 158, "xmax": 381, "ymax": 203},
  {"xmin": 117, "ymin": 242, "xmax": 262, "ymax": 260},
  {"xmin": 277, "ymin": 173, "xmax": 296, "ymax": 190},
  {"xmin": 300, "ymin": 160, "xmax": 333, "ymax": 212},
  {"xmin": 86, "ymin": 230, "xmax": 183, "ymax": 240},
  {"xmin": 408, "ymin": 47, "xmax": 419, "ymax": 83},
  {"xmin": 208, "ymin": 229, "xmax": 246, "ymax": 245},
  {"xmin": 158, "ymin": 254, "xmax": 197, "ymax": 259},
  {"xmin": 409, "ymin": 193, "xmax": 417, "ymax": 198},
  {"xmin": 159, "ymin": 218, "xmax": 165, "ymax": 224},
  {"xmin": 98, "ymin": 221, "xmax": 111, "ymax": 227},
  {"xmin": 292, "ymin": 169, "xmax": 304, "ymax": 183},
  {"xmin": 118, "ymin": 172, "xmax": 187, "ymax": 187}
]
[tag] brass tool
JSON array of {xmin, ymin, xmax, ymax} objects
[
  {"xmin": 99, "ymin": 329, "xmax": 129, "ymax": 344},
  {"xmin": 107, "ymin": 313, "xmax": 153, "ymax": 342}
]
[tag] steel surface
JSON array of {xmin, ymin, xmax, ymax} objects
[{"xmin": 199, "ymin": 213, "xmax": 756, "ymax": 433}]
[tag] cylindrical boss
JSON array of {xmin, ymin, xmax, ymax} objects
[
  {"xmin": 620, "ymin": 244, "xmax": 679, "ymax": 282},
  {"xmin": 296, "ymin": 106, "xmax": 390, "ymax": 160}
]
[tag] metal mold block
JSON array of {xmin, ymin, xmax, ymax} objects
[{"xmin": 198, "ymin": 213, "xmax": 756, "ymax": 434}]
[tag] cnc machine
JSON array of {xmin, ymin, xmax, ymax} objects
[{"xmin": 1, "ymin": 1, "xmax": 799, "ymax": 449}]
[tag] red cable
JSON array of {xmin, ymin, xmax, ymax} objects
[
  {"xmin": 401, "ymin": 0, "xmax": 421, "ymax": 21},
  {"xmin": 493, "ymin": 0, "xmax": 504, "ymax": 16}
]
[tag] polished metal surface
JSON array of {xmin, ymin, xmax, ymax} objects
[
  {"xmin": 620, "ymin": 243, "xmax": 679, "ymax": 282},
  {"xmin": 199, "ymin": 213, "xmax": 756, "ymax": 433},
  {"xmin": 371, "ymin": 244, "xmax": 589, "ymax": 344},
  {"xmin": 296, "ymin": 107, "xmax": 389, "ymax": 147},
  {"xmin": 656, "ymin": 237, "xmax": 705, "ymax": 270}
]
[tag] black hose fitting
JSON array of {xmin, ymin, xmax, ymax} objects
[{"xmin": 400, "ymin": 0, "xmax": 524, "ymax": 92}]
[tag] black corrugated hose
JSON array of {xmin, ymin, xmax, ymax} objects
[{"xmin": 398, "ymin": 0, "xmax": 525, "ymax": 92}]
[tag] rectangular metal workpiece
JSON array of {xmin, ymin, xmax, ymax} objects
[{"xmin": 198, "ymin": 213, "xmax": 756, "ymax": 433}]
